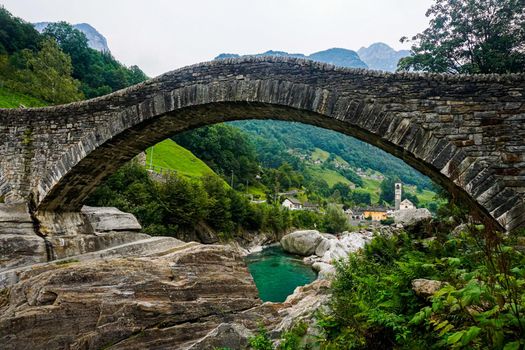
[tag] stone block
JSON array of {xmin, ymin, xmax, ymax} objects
[{"xmin": 81, "ymin": 206, "xmax": 142, "ymax": 232}]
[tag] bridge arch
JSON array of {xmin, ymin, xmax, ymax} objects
[{"xmin": 0, "ymin": 57, "xmax": 524, "ymax": 231}]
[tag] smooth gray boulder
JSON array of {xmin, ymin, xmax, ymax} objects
[
  {"xmin": 394, "ymin": 208, "xmax": 432, "ymax": 225},
  {"xmin": 82, "ymin": 206, "xmax": 142, "ymax": 232},
  {"xmin": 280, "ymin": 230, "xmax": 323, "ymax": 256}
]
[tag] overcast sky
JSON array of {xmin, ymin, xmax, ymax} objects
[{"xmin": 2, "ymin": 0, "xmax": 434, "ymax": 77}]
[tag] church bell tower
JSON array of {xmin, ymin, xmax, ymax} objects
[{"xmin": 395, "ymin": 183, "xmax": 402, "ymax": 210}]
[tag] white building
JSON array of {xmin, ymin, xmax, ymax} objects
[
  {"xmin": 399, "ymin": 199, "xmax": 416, "ymax": 210},
  {"xmin": 281, "ymin": 197, "xmax": 302, "ymax": 210}
]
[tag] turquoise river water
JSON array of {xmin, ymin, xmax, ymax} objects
[{"xmin": 245, "ymin": 245, "xmax": 317, "ymax": 302}]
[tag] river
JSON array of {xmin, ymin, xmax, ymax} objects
[{"xmin": 245, "ymin": 245, "xmax": 317, "ymax": 302}]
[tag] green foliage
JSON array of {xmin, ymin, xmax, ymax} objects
[
  {"xmin": 398, "ymin": 0, "xmax": 525, "ymax": 74},
  {"xmin": 173, "ymin": 124, "xmax": 261, "ymax": 189},
  {"xmin": 411, "ymin": 227, "xmax": 525, "ymax": 349},
  {"xmin": 0, "ymin": 38, "xmax": 83, "ymax": 103},
  {"xmin": 322, "ymin": 204, "xmax": 348, "ymax": 234},
  {"xmin": 0, "ymin": 8, "xmax": 146, "ymax": 104},
  {"xmin": 0, "ymin": 86, "xmax": 46, "ymax": 108},
  {"xmin": 278, "ymin": 322, "xmax": 309, "ymax": 350},
  {"xmin": 86, "ymin": 161, "xmax": 299, "ymax": 240},
  {"xmin": 291, "ymin": 210, "xmax": 324, "ymax": 230},
  {"xmin": 379, "ymin": 176, "xmax": 400, "ymax": 205},
  {"xmin": 145, "ymin": 139, "xmax": 216, "ymax": 179},
  {"xmin": 0, "ymin": 6, "xmax": 41, "ymax": 55},
  {"xmin": 317, "ymin": 217, "xmax": 525, "ymax": 349},
  {"xmin": 231, "ymin": 120, "xmax": 433, "ymax": 191},
  {"xmin": 403, "ymin": 191, "xmax": 420, "ymax": 207},
  {"xmin": 43, "ymin": 21, "xmax": 147, "ymax": 98},
  {"xmin": 249, "ymin": 327, "xmax": 274, "ymax": 350}
]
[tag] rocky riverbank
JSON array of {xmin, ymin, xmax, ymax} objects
[
  {"xmin": 0, "ymin": 233, "xmax": 329, "ymax": 349},
  {"xmin": 0, "ymin": 203, "xmax": 410, "ymax": 349},
  {"xmin": 280, "ymin": 226, "xmax": 401, "ymax": 279}
]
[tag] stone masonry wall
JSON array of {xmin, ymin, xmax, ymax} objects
[{"xmin": 0, "ymin": 57, "xmax": 524, "ymax": 231}]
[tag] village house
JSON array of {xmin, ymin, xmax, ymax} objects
[
  {"xmin": 281, "ymin": 197, "xmax": 302, "ymax": 210},
  {"xmin": 303, "ymin": 202, "xmax": 320, "ymax": 211},
  {"xmin": 281, "ymin": 197, "xmax": 320, "ymax": 211},
  {"xmin": 363, "ymin": 206, "xmax": 390, "ymax": 221},
  {"xmin": 399, "ymin": 199, "xmax": 415, "ymax": 210}
]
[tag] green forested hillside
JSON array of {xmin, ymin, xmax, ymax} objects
[
  {"xmin": 230, "ymin": 120, "xmax": 433, "ymax": 190},
  {"xmin": 171, "ymin": 121, "xmax": 439, "ymax": 209}
]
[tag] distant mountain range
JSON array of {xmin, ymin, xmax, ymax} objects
[
  {"xmin": 216, "ymin": 42, "xmax": 410, "ymax": 72},
  {"xmin": 33, "ymin": 20, "xmax": 409, "ymax": 72},
  {"xmin": 33, "ymin": 22, "xmax": 110, "ymax": 53},
  {"xmin": 216, "ymin": 48, "xmax": 368, "ymax": 69}
]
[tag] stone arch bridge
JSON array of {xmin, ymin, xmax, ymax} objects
[{"xmin": 1, "ymin": 57, "xmax": 524, "ymax": 267}]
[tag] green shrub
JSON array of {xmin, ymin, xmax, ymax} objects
[
  {"xmin": 249, "ymin": 326, "xmax": 273, "ymax": 350},
  {"xmin": 317, "ymin": 220, "xmax": 525, "ymax": 349},
  {"xmin": 278, "ymin": 322, "xmax": 309, "ymax": 350}
]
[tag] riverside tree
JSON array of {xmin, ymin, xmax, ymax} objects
[{"xmin": 398, "ymin": 0, "xmax": 525, "ymax": 74}]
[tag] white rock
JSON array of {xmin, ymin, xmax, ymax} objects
[
  {"xmin": 319, "ymin": 240, "xmax": 348, "ymax": 263},
  {"xmin": 394, "ymin": 208, "xmax": 432, "ymax": 225},
  {"xmin": 412, "ymin": 279, "xmax": 443, "ymax": 297},
  {"xmin": 303, "ymin": 255, "xmax": 322, "ymax": 265},
  {"xmin": 314, "ymin": 238, "xmax": 332, "ymax": 257},
  {"xmin": 339, "ymin": 231, "xmax": 372, "ymax": 252},
  {"xmin": 280, "ymin": 230, "xmax": 323, "ymax": 256},
  {"xmin": 312, "ymin": 262, "xmax": 336, "ymax": 279}
]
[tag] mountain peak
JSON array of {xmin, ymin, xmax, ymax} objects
[
  {"xmin": 357, "ymin": 42, "xmax": 410, "ymax": 72},
  {"xmin": 33, "ymin": 22, "xmax": 110, "ymax": 53}
]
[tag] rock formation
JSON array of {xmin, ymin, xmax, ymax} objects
[
  {"xmin": 0, "ymin": 241, "xmax": 262, "ymax": 349},
  {"xmin": 411, "ymin": 278, "xmax": 444, "ymax": 298},
  {"xmin": 394, "ymin": 208, "xmax": 432, "ymax": 225},
  {"xmin": 280, "ymin": 230, "xmax": 324, "ymax": 256},
  {"xmin": 0, "ymin": 218, "xmax": 331, "ymax": 349},
  {"xmin": 33, "ymin": 22, "xmax": 110, "ymax": 52},
  {"xmin": 281, "ymin": 228, "xmax": 401, "ymax": 280},
  {"xmin": 357, "ymin": 42, "xmax": 410, "ymax": 72}
]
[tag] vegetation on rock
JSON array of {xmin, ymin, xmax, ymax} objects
[{"xmin": 315, "ymin": 210, "xmax": 525, "ymax": 349}]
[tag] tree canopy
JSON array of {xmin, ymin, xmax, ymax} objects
[
  {"xmin": 0, "ymin": 38, "xmax": 83, "ymax": 104},
  {"xmin": 398, "ymin": 0, "xmax": 525, "ymax": 74},
  {"xmin": 43, "ymin": 21, "xmax": 148, "ymax": 98},
  {"xmin": 0, "ymin": 6, "xmax": 41, "ymax": 55},
  {"xmin": 0, "ymin": 9, "xmax": 148, "ymax": 104}
]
